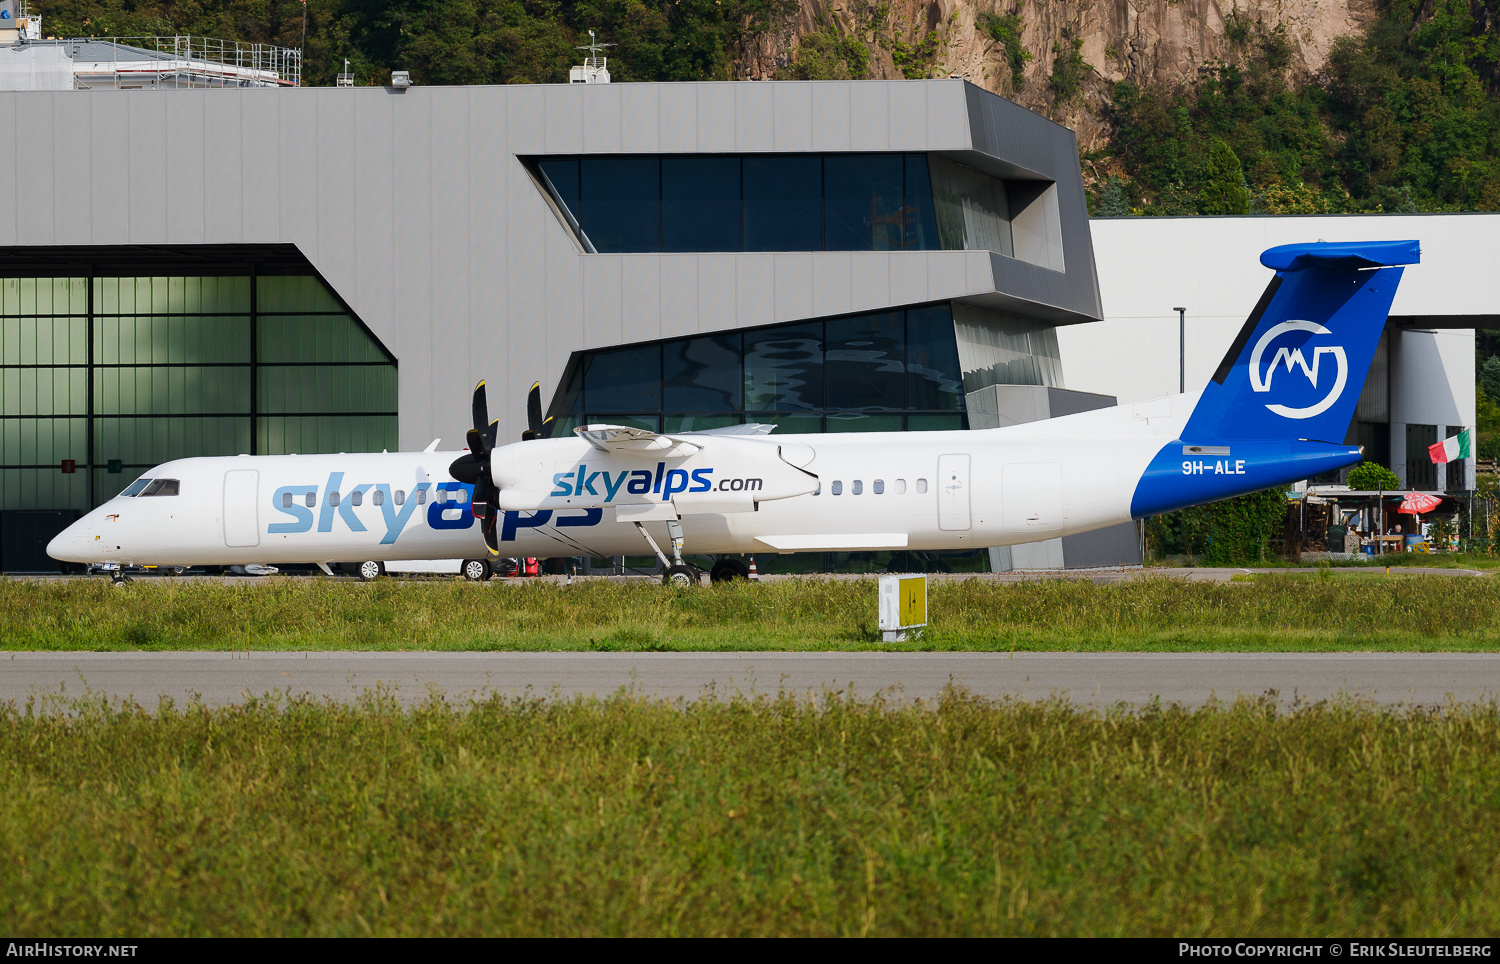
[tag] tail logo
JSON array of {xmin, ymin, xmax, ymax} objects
[{"xmin": 1248, "ymin": 320, "xmax": 1348, "ymax": 420}]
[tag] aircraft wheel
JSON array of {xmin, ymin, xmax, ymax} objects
[
  {"xmin": 462, "ymin": 558, "xmax": 491, "ymax": 582},
  {"xmin": 709, "ymin": 559, "xmax": 750, "ymax": 584},
  {"xmin": 356, "ymin": 560, "xmax": 385, "ymax": 581},
  {"xmin": 169, "ymin": 566, "xmax": 186, "ymax": 576},
  {"xmin": 110, "ymin": 575, "xmax": 132, "ymax": 586},
  {"xmin": 662, "ymin": 564, "xmax": 699, "ymax": 588}
]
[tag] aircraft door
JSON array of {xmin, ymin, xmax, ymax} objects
[
  {"xmin": 223, "ymin": 470, "xmax": 261, "ymax": 548},
  {"xmin": 1002, "ymin": 463, "xmax": 1063, "ymax": 535},
  {"xmin": 936, "ymin": 454, "xmax": 971, "ymax": 531}
]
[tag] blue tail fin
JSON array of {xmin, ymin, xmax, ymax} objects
[{"xmin": 1181, "ymin": 240, "xmax": 1420, "ymax": 445}]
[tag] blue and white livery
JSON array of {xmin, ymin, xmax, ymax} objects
[{"xmin": 48, "ymin": 240, "xmax": 1418, "ymax": 581}]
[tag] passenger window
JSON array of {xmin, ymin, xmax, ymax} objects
[
  {"xmin": 851, "ymin": 480, "xmax": 863, "ymax": 495},
  {"xmin": 140, "ymin": 479, "xmax": 179, "ymax": 496},
  {"xmin": 329, "ymin": 491, "xmax": 341, "ymax": 507},
  {"xmin": 373, "ymin": 489, "xmax": 384, "ymax": 507},
  {"xmin": 895, "ymin": 479, "xmax": 907, "ymax": 494},
  {"xmin": 305, "ymin": 491, "xmax": 316, "ymax": 508},
  {"xmin": 916, "ymin": 478, "xmax": 928, "ymax": 494},
  {"xmin": 873, "ymin": 479, "xmax": 884, "ymax": 495},
  {"xmin": 416, "ymin": 489, "xmax": 427, "ymax": 505},
  {"xmin": 395, "ymin": 490, "xmax": 406, "ymax": 505},
  {"xmin": 119, "ymin": 478, "xmax": 152, "ymax": 497},
  {"xmin": 351, "ymin": 490, "xmax": 363, "ymax": 506},
  {"xmin": 831, "ymin": 481, "xmax": 843, "ymax": 496},
  {"xmin": 813, "ymin": 483, "xmax": 821, "ymax": 496},
  {"xmin": 281, "ymin": 492, "xmax": 293, "ymax": 509}
]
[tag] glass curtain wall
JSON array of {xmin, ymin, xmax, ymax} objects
[
  {"xmin": 548, "ymin": 304, "xmax": 966, "ymax": 435},
  {"xmin": 951, "ymin": 302, "xmax": 1064, "ymax": 394},
  {"xmin": 929, "ymin": 156, "xmax": 1014, "ymax": 257},
  {"xmin": 1, "ymin": 272, "xmax": 396, "ymax": 512},
  {"xmin": 535, "ymin": 154, "xmax": 946, "ymax": 254}
]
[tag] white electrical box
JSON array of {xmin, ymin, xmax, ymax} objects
[{"xmin": 878, "ymin": 574, "xmax": 927, "ymax": 642}]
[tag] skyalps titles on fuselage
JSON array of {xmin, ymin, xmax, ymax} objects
[{"xmin": 48, "ymin": 240, "xmax": 1420, "ymax": 581}]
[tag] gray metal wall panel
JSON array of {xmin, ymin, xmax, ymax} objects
[
  {"xmin": 772, "ymin": 83, "xmax": 812, "ymax": 152},
  {"xmin": 468, "ymin": 88, "xmax": 510, "ymax": 387},
  {"xmin": 928, "ymin": 251, "xmax": 970, "ymax": 303},
  {"xmin": 659, "ymin": 257, "xmax": 697, "ymax": 341},
  {"xmin": 88, "ymin": 97, "xmax": 127, "ymax": 244},
  {"xmin": 621, "ymin": 257, "xmax": 661, "ymax": 346},
  {"xmin": 202, "ymin": 92, "xmax": 242, "ymax": 241},
  {"xmin": 353, "ymin": 91, "xmax": 395, "ymax": 365},
  {"xmin": 849, "ymin": 252, "xmax": 892, "ymax": 312},
  {"xmin": 51, "ymin": 95, "xmax": 91, "ymax": 244},
  {"xmin": 773, "ymin": 254, "xmax": 813, "ymax": 322},
  {"xmin": 658, "ymin": 85, "xmax": 696, "ymax": 153},
  {"xmin": 163, "ymin": 95, "xmax": 205, "ymax": 243},
  {"xmin": 278, "ymin": 94, "xmax": 318, "ymax": 253},
  {"xmin": 849, "ymin": 82, "xmax": 888, "ymax": 152},
  {"xmin": 583, "ymin": 256, "xmax": 624, "ymax": 351},
  {"xmin": 887, "ymin": 82, "xmax": 925, "ymax": 153},
  {"xmin": 963, "ymin": 251, "xmax": 993, "ymax": 295},
  {"xmin": 239, "ymin": 92, "xmax": 280, "ymax": 241},
  {"xmin": 391, "ymin": 90, "xmax": 434, "ymax": 447},
  {"xmin": 812, "ymin": 253, "xmax": 852, "ymax": 318},
  {"xmin": 926, "ymin": 82, "xmax": 972, "ymax": 151},
  {"xmin": 506, "ymin": 117, "xmax": 549, "ymax": 442},
  {"xmin": 734, "ymin": 82, "xmax": 772, "ymax": 150},
  {"xmin": 544, "ymin": 222, "xmax": 584, "ymax": 423},
  {"xmin": 316, "ymin": 90, "xmax": 359, "ymax": 297},
  {"xmin": 543, "ymin": 85, "xmax": 583, "ymax": 154},
  {"xmin": 697, "ymin": 255, "xmax": 736, "ymax": 333},
  {"xmin": 430, "ymin": 88, "xmax": 471, "ymax": 401},
  {"xmin": 127, "ymin": 95, "xmax": 168, "ymax": 242},
  {"xmin": 697, "ymin": 84, "xmax": 735, "ymax": 154},
  {"xmin": 736, "ymin": 254, "xmax": 775, "ymax": 330},
  {"xmin": 810, "ymin": 82, "xmax": 851, "ymax": 153},
  {"xmin": 582, "ymin": 83, "xmax": 623, "ymax": 154},
  {"xmin": 888, "ymin": 252, "xmax": 927, "ymax": 307},
  {"xmin": 620, "ymin": 85, "xmax": 659, "ymax": 154},
  {"xmin": 0, "ymin": 96, "xmax": 15, "ymax": 244}
]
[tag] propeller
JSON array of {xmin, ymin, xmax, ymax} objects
[
  {"xmin": 448, "ymin": 380, "xmax": 556, "ymax": 555},
  {"xmin": 449, "ymin": 380, "xmax": 503, "ymax": 554},
  {"xmin": 521, "ymin": 382, "xmax": 555, "ymax": 441}
]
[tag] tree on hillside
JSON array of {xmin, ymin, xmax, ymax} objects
[{"xmin": 1199, "ymin": 138, "xmax": 1251, "ymax": 215}]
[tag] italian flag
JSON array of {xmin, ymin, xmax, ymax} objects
[{"xmin": 1429, "ymin": 428, "xmax": 1472, "ymax": 464}]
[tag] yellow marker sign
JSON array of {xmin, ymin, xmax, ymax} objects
[{"xmin": 898, "ymin": 576, "xmax": 926, "ymax": 627}]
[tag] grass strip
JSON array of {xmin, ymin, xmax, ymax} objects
[
  {"xmin": 3, "ymin": 690, "xmax": 1499, "ymax": 936},
  {"xmin": 2, "ymin": 573, "xmax": 1499, "ymax": 652}
]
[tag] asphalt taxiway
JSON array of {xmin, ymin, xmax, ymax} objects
[{"xmin": 4, "ymin": 651, "xmax": 1498, "ymax": 711}]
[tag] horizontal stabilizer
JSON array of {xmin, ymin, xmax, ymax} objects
[{"xmin": 1260, "ymin": 240, "xmax": 1420, "ymax": 271}]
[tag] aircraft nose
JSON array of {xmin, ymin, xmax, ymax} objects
[{"xmin": 46, "ymin": 521, "xmax": 90, "ymax": 563}]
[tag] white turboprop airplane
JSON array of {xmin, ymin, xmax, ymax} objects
[{"xmin": 48, "ymin": 240, "xmax": 1419, "ymax": 585}]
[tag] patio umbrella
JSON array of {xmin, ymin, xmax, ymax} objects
[{"xmin": 1398, "ymin": 491, "xmax": 1443, "ymax": 514}]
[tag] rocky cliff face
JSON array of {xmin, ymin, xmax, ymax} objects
[{"xmin": 738, "ymin": 0, "xmax": 1378, "ymax": 152}]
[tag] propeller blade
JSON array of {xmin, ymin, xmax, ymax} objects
[
  {"xmin": 472, "ymin": 380, "xmax": 490, "ymax": 438},
  {"xmin": 448, "ymin": 453, "xmax": 480, "ymax": 484},
  {"xmin": 466, "ymin": 427, "xmax": 484, "ymax": 455},
  {"xmin": 487, "ymin": 418, "xmax": 500, "ymax": 449},
  {"xmin": 473, "ymin": 474, "xmax": 492, "ymax": 512},
  {"xmin": 527, "ymin": 382, "xmax": 544, "ymax": 436},
  {"xmin": 540, "ymin": 415, "xmax": 556, "ymax": 440},
  {"xmin": 481, "ymin": 509, "xmax": 500, "ymax": 555}
]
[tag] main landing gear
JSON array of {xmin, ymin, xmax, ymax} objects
[{"xmin": 633, "ymin": 520, "xmax": 701, "ymax": 588}]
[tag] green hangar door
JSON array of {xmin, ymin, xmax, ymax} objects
[
  {"xmin": 223, "ymin": 469, "xmax": 260, "ymax": 548},
  {"xmin": 937, "ymin": 454, "xmax": 971, "ymax": 531}
]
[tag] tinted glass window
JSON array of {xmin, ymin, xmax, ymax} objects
[
  {"xmin": 824, "ymin": 155, "xmax": 904, "ymax": 251},
  {"xmin": 582, "ymin": 158, "xmax": 660, "ymax": 253},
  {"xmin": 663, "ymin": 334, "xmax": 741, "ymax": 412},
  {"xmin": 744, "ymin": 323, "xmax": 822, "ymax": 411},
  {"xmin": 743, "ymin": 157, "xmax": 821, "ymax": 252},
  {"xmin": 585, "ymin": 345, "xmax": 662, "ymax": 413},
  {"xmin": 118, "ymin": 478, "xmax": 151, "ymax": 497},
  {"xmin": 538, "ymin": 158, "xmax": 580, "ymax": 225},
  {"xmin": 905, "ymin": 155, "xmax": 941, "ymax": 251},
  {"xmin": 140, "ymin": 478, "xmax": 179, "ymax": 496},
  {"xmin": 663, "ymin": 157, "xmax": 740, "ymax": 253},
  {"xmin": 825, "ymin": 312, "xmax": 904, "ymax": 410},
  {"xmin": 906, "ymin": 305, "xmax": 965, "ymax": 411}
]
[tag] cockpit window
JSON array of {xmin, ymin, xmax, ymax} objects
[
  {"xmin": 140, "ymin": 479, "xmax": 180, "ymax": 497},
  {"xmin": 118, "ymin": 478, "xmax": 152, "ymax": 497}
]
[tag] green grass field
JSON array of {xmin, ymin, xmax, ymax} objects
[
  {"xmin": 3, "ymin": 572, "xmax": 1499, "ymax": 652},
  {"xmin": 4, "ymin": 691, "xmax": 1499, "ymax": 936}
]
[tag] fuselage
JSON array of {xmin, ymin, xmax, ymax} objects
[{"xmin": 46, "ymin": 391, "xmax": 1360, "ymax": 568}]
